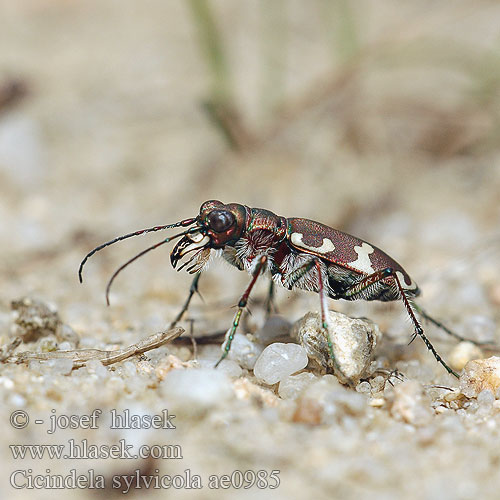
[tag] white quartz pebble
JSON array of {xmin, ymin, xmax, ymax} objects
[
  {"xmin": 448, "ymin": 341, "xmax": 483, "ymax": 371},
  {"xmin": 197, "ymin": 358, "xmax": 243, "ymax": 378},
  {"xmin": 278, "ymin": 372, "xmax": 317, "ymax": 399},
  {"xmin": 253, "ymin": 343, "xmax": 308, "ymax": 385},
  {"xmin": 226, "ymin": 332, "xmax": 263, "ymax": 369},
  {"xmin": 161, "ymin": 368, "xmax": 234, "ymax": 416},
  {"xmin": 46, "ymin": 358, "xmax": 74, "ymax": 375}
]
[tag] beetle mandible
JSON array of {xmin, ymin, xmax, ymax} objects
[{"xmin": 79, "ymin": 200, "xmax": 466, "ymax": 378}]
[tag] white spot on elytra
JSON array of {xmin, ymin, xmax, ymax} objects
[
  {"xmin": 291, "ymin": 233, "xmax": 335, "ymax": 254},
  {"xmin": 349, "ymin": 242, "xmax": 375, "ymax": 274},
  {"xmin": 396, "ymin": 271, "xmax": 418, "ymax": 290}
]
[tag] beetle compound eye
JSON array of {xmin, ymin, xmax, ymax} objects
[{"xmin": 208, "ymin": 210, "xmax": 235, "ymax": 232}]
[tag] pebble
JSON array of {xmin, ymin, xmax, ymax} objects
[
  {"xmin": 160, "ymin": 368, "xmax": 234, "ymax": 416},
  {"xmin": 293, "ymin": 375, "xmax": 367, "ymax": 424},
  {"xmin": 448, "ymin": 341, "xmax": 483, "ymax": 371},
  {"xmin": 46, "ymin": 358, "xmax": 74, "ymax": 375},
  {"xmin": 254, "ymin": 315, "xmax": 292, "ymax": 345},
  {"xmin": 291, "ymin": 310, "xmax": 381, "ymax": 385},
  {"xmin": 57, "ymin": 341, "xmax": 72, "ymax": 351},
  {"xmin": 389, "ymin": 380, "xmax": 433, "ymax": 426},
  {"xmin": 253, "ymin": 343, "xmax": 308, "ymax": 385},
  {"xmin": 85, "ymin": 359, "xmax": 108, "ymax": 379},
  {"xmin": 226, "ymin": 333, "xmax": 263, "ymax": 369},
  {"xmin": 278, "ymin": 372, "xmax": 317, "ymax": 400},
  {"xmin": 38, "ymin": 336, "xmax": 58, "ymax": 352},
  {"xmin": 10, "ymin": 296, "xmax": 60, "ymax": 342},
  {"xmin": 460, "ymin": 356, "xmax": 500, "ymax": 398},
  {"xmin": 197, "ymin": 358, "xmax": 243, "ymax": 378},
  {"xmin": 122, "ymin": 361, "xmax": 137, "ymax": 377},
  {"xmin": 56, "ymin": 323, "xmax": 80, "ymax": 346}
]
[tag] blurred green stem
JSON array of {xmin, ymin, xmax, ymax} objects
[
  {"xmin": 318, "ymin": 0, "xmax": 360, "ymax": 63},
  {"xmin": 260, "ymin": 0, "xmax": 287, "ymax": 113},
  {"xmin": 187, "ymin": 0, "xmax": 231, "ymax": 102}
]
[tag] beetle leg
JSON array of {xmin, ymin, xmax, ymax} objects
[
  {"xmin": 215, "ymin": 255, "xmax": 268, "ymax": 367},
  {"xmin": 168, "ymin": 271, "xmax": 203, "ymax": 329},
  {"xmin": 314, "ymin": 259, "xmax": 343, "ymax": 376},
  {"xmin": 342, "ymin": 268, "xmax": 459, "ymax": 378},
  {"xmin": 412, "ymin": 303, "xmax": 494, "ymax": 347},
  {"xmin": 341, "ymin": 268, "xmax": 394, "ymax": 300},
  {"xmin": 264, "ymin": 279, "xmax": 278, "ymax": 316}
]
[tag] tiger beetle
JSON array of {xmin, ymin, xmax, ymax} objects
[{"xmin": 79, "ymin": 200, "xmax": 476, "ymax": 378}]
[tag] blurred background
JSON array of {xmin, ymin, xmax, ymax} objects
[
  {"xmin": 1, "ymin": 0, "xmax": 498, "ymax": 335},
  {"xmin": 1, "ymin": 1, "xmax": 500, "ymax": 498}
]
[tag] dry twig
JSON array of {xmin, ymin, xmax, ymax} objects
[{"xmin": 4, "ymin": 327, "xmax": 184, "ymax": 369}]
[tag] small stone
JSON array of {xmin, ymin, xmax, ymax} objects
[
  {"xmin": 460, "ymin": 356, "xmax": 500, "ymax": 398},
  {"xmin": 355, "ymin": 381, "xmax": 372, "ymax": 394},
  {"xmin": 226, "ymin": 333, "xmax": 263, "ymax": 369},
  {"xmin": 477, "ymin": 389, "xmax": 494, "ymax": 406},
  {"xmin": 46, "ymin": 358, "xmax": 74, "ymax": 375},
  {"xmin": 197, "ymin": 358, "xmax": 243, "ymax": 378},
  {"xmin": 232, "ymin": 378, "xmax": 279, "ymax": 407},
  {"xmin": 253, "ymin": 343, "xmax": 308, "ymax": 385},
  {"xmin": 389, "ymin": 380, "xmax": 433, "ymax": 426},
  {"xmin": 10, "ymin": 297, "xmax": 60, "ymax": 342},
  {"xmin": 448, "ymin": 341, "xmax": 483, "ymax": 371},
  {"xmin": 79, "ymin": 336, "xmax": 99, "ymax": 348},
  {"xmin": 56, "ymin": 323, "xmax": 79, "ymax": 346},
  {"xmin": 443, "ymin": 390, "xmax": 463, "ymax": 403},
  {"xmin": 86, "ymin": 359, "xmax": 108, "ymax": 378},
  {"xmin": 291, "ymin": 310, "xmax": 381, "ymax": 385},
  {"xmin": 9, "ymin": 394, "xmax": 26, "ymax": 407},
  {"xmin": 292, "ymin": 397, "xmax": 323, "ymax": 425},
  {"xmin": 122, "ymin": 361, "xmax": 137, "ymax": 376},
  {"xmin": 293, "ymin": 375, "xmax": 367, "ymax": 424},
  {"xmin": 160, "ymin": 368, "xmax": 234, "ymax": 416},
  {"xmin": 0, "ymin": 376, "xmax": 14, "ymax": 390},
  {"xmin": 254, "ymin": 316, "xmax": 292, "ymax": 345},
  {"xmin": 38, "ymin": 336, "xmax": 58, "ymax": 352},
  {"xmin": 278, "ymin": 372, "xmax": 317, "ymax": 400},
  {"xmin": 57, "ymin": 341, "xmax": 72, "ymax": 351},
  {"xmin": 155, "ymin": 355, "xmax": 187, "ymax": 381}
]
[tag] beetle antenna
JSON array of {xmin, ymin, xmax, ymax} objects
[
  {"xmin": 105, "ymin": 227, "xmax": 200, "ymax": 305},
  {"xmin": 78, "ymin": 218, "xmax": 197, "ymax": 283}
]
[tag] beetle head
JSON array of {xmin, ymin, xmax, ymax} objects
[{"xmin": 170, "ymin": 200, "xmax": 247, "ymax": 271}]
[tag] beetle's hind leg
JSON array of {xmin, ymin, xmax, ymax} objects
[
  {"xmin": 341, "ymin": 268, "xmax": 459, "ymax": 378},
  {"xmin": 313, "ymin": 260, "xmax": 348, "ymax": 378},
  {"xmin": 412, "ymin": 303, "xmax": 494, "ymax": 348}
]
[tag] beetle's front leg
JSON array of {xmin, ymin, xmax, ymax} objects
[
  {"xmin": 168, "ymin": 271, "xmax": 202, "ymax": 329},
  {"xmin": 215, "ymin": 255, "xmax": 268, "ymax": 367}
]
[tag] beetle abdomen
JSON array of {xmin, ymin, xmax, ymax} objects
[{"xmin": 287, "ymin": 218, "xmax": 420, "ymax": 297}]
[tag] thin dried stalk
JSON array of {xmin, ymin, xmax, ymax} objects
[{"xmin": 5, "ymin": 327, "xmax": 184, "ymax": 369}]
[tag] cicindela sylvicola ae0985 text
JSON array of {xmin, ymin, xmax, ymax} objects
[{"xmin": 79, "ymin": 200, "xmax": 485, "ymax": 379}]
